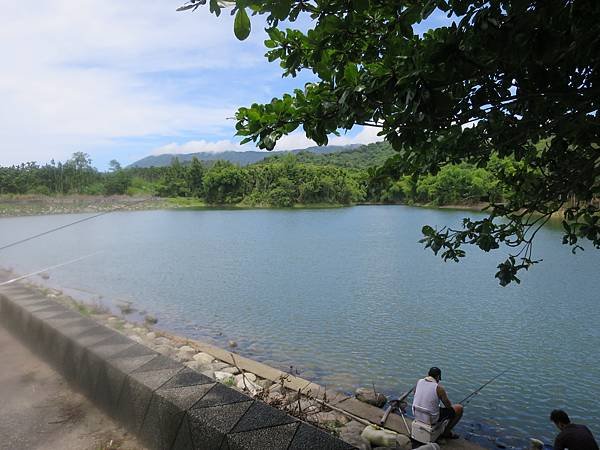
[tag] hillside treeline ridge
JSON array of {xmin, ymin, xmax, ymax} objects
[
  {"xmin": 0, "ymin": 142, "xmax": 518, "ymax": 207},
  {"xmin": 128, "ymin": 143, "xmax": 362, "ymax": 168}
]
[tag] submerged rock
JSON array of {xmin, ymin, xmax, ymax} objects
[
  {"xmin": 355, "ymin": 387, "xmax": 387, "ymax": 407},
  {"xmin": 144, "ymin": 315, "xmax": 158, "ymax": 325}
]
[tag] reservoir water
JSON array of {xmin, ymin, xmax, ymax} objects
[{"xmin": 0, "ymin": 206, "xmax": 597, "ymax": 448}]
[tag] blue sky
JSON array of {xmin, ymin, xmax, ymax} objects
[{"xmin": 1, "ymin": 1, "xmax": 450, "ymax": 170}]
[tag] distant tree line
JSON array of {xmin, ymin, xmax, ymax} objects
[
  {"xmin": 0, "ymin": 152, "xmax": 134, "ymax": 196},
  {"xmin": 154, "ymin": 154, "xmax": 366, "ymax": 206},
  {"xmin": 371, "ymin": 160, "xmax": 504, "ymax": 206},
  {"xmin": 0, "ymin": 144, "xmax": 522, "ymax": 208}
]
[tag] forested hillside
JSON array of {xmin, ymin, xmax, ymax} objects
[
  {"xmin": 0, "ymin": 144, "xmax": 521, "ymax": 208},
  {"xmin": 129, "ymin": 144, "xmax": 362, "ymax": 168},
  {"xmin": 259, "ymin": 142, "xmax": 396, "ymax": 169}
]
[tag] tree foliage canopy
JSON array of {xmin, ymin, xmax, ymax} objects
[{"xmin": 182, "ymin": 0, "xmax": 600, "ymax": 285}]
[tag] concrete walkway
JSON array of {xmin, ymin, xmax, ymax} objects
[{"xmin": 0, "ymin": 324, "xmax": 144, "ymax": 450}]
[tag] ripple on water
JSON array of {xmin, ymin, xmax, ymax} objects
[{"xmin": 0, "ymin": 207, "xmax": 598, "ymax": 448}]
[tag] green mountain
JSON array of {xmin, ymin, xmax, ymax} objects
[
  {"xmin": 256, "ymin": 141, "xmax": 395, "ymax": 169},
  {"xmin": 128, "ymin": 144, "xmax": 362, "ymax": 168}
]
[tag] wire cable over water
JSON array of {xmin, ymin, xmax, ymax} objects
[
  {"xmin": 0, "ymin": 252, "xmax": 102, "ymax": 286},
  {"xmin": 0, "ymin": 198, "xmax": 149, "ymax": 252}
]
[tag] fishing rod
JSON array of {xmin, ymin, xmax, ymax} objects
[
  {"xmin": 0, "ymin": 252, "xmax": 102, "ymax": 286},
  {"xmin": 459, "ymin": 367, "xmax": 512, "ymax": 406},
  {"xmin": 380, "ymin": 385, "xmax": 415, "ymax": 431},
  {"xmin": 0, "ymin": 198, "xmax": 149, "ymax": 252}
]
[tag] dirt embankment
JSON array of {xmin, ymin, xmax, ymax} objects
[{"xmin": 0, "ymin": 195, "xmax": 171, "ymax": 217}]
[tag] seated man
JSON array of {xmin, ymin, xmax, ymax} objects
[
  {"xmin": 412, "ymin": 367, "xmax": 463, "ymax": 439},
  {"xmin": 550, "ymin": 409, "xmax": 598, "ymax": 450}
]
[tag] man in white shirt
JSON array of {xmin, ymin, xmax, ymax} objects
[{"xmin": 413, "ymin": 367, "xmax": 463, "ymax": 439}]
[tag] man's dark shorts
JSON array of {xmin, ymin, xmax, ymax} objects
[{"xmin": 439, "ymin": 407, "xmax": 456, "ymax": 422}]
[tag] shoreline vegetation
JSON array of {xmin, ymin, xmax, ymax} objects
[
  {"xmin": 0, "ymin": 193, "xmax": 489, "ymax": 218},
  {"xmin": 0, "ymin": 142, "xmax": 530, "ymax": 216}
]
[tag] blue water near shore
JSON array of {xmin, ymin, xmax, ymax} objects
[{"xmin": 0, "ymin": 206, "xmax": 598, "ymax": 448}]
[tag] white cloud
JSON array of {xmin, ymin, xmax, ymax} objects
[
  {"xmin": 0, "ymin": 0, "xmax": 385, "ymax": 167},
  {"xmin": 150, "ymin": 126, "xmax": 383, "ymax": 156},
  {"xmin": 332, "ymin": 126, "xmax": 384, "ymax": 146},
  {"xmin": 153, "ymin": 139, "xmax": 254, "ymax": 155},
  {"xmin": 274, "ymin": 125, "xmax": 383, "ymax": 150},
  {"xmin": 0, "ymin": 0, "xmax": 266, "ymax": 166}
]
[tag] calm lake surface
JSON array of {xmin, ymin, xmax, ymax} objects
[{"xmin": 0, "ymin": 206, "xmax": 598, "ymax": 448}]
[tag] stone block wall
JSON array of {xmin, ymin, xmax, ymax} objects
[{"xmin": 0, "ymin": 283, "xmax": 355, "ymax": 450}]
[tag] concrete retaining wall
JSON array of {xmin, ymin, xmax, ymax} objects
[{"xmin": 0, "ymin": 282, "xmax": 355, "ymax": 450}]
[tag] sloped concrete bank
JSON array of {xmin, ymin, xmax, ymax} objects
[{"xmin": 0, "ymin": 282, "xmax": 355, "ymax": 450}]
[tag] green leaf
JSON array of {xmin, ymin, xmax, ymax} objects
[
  {"xmin": 344, "ymin": 63, "xmax": 359, "ymax": 84},
  {"xmin": 272, "ymin": 0, "xmax": 292, "ymax": 20},
  {"xmin": 422, "ymin": 225, "xmax": 435, "ymax": 236},
  {"xmin": 209, "ymin": 0, "xmax": 221, "ymax": 17},
  {"xmin": 234, "ymin": 7, "xmax": 251, "ymax": 41},
  {"xmin": 420, "ymin": 1, "xmax": 436, "ymax": 20},
  {"xmin": 247, "ymin": 109, "xmax": 261, "ymax": 121},
  {"xmin": 352, "ymin": 0, "xmax": 370, "ymax": 13},
  {"xmin": 398, "ymin": 20, "xmax": 413, "ymax": 38}
]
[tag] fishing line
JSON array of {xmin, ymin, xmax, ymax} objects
[
  {"xmin": 459, "ymin": 367, "xmax": 512, "ymax": 405},
  {"xmin": 0, "ymin": 252, "xmax": 102, "ymax": 286},
  {"xmin": 0, "ymin": 198, "xmax": 148, "ymax": 252}
]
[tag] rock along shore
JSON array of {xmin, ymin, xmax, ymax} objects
[
  {"xmin": 0, "ymin": 275, "xmax": 355, "ymax": 450},
  {"xmin": 1, "ymin": 269, "xmax": 484, "ymax": 450}
]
